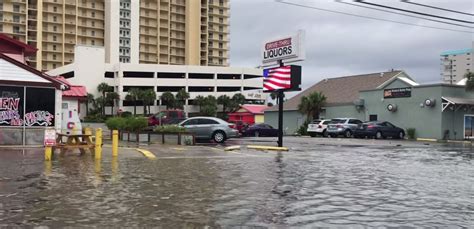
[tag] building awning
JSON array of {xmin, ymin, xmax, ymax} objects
[
  {"xmin": 55, "ymin": 76, "xmax": 87, "ymax": 98},
  {"xmin": 442, "ymin": 96, "xmax": 474, "ymax": 111}
]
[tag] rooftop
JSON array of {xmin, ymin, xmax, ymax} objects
[{"xmin": 440, "ymin": 48, "xmax": 472, "ymax": 56}]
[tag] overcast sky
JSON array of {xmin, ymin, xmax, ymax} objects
[{"xmin": 229, "ymin": 0, "xmax": 473, "ymax": 94}]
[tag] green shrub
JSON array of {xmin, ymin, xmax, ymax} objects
[
  {"xmin": 154, "ymin": 125, "xmax": 187, "ymax": 133},
  {"xmin": 407, "ymin": 128, "xmax": 416, "ymax": 140},
  {"xmin": 83, "ymin": 114, "xmax": 105, "ymax": 123},
  {"xmin": 124, "ymin": 117, "xmax": 148, "ymax": 132},
  {"xmin": 120, "ymin": 111, "xmax": 133, "ymax": 118},
  {"xmin": 105, "ymin": 117, "xmax": 126, "ymax": 130},
  {"xmin": 297, "ymin": 119, "xmax": 311, "ymax": 136}
]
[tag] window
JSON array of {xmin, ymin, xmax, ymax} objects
[
  {"xmin": 219, "ymin": 59, "xmax": 223, "ymax": 65},
  {"xmin": 219, "ymin": 9, "xmax": 223, "ymax": 14},
  {"xmin": 219, "ymin": 34, "xmax": 223, "ymax": 40},
  {"xmin": 52, "ymin": 64, "xmax": 56, "ymax": 68},
  {"xmin": 13, "ymin": 15, "xmax": 20, "ymax": 23},
  {"xmin": 53, "ymin": 35, "xmax": 57, "ymax": 41},
  {"xmin": 53, "ymin": 16, "xmax": 57, "ymax": 22},
  {"xmin": 91, "ymin": 39, "xmax": 95, "ymax": 45},
  {"xmin": 219, "ymin": 51, "xmax": 223, "ymax": 57},
  {"xmin": 219, "ymin": 43, "xmax": 223, "ymax": 48},
  {"xmin": 92, "ymin": 2, "xmax": 95, "ymax": 8},
  {"xmin": 13, "ymin": 4, "xmax": 20, "ymax": 12},
  {"xmin": 219, "ymin": 17, "xmax": 223, "ymax": 23},
  {"xmin": 52, "ymin": 54, "xmax": 56, "ymax": 60},
  {"xmin": 197, "ymin": 119, "xmax": 219, "ymax": 125},
  {"xmin": 348, "ymin": 119, "xmax": 362, "ymax": 124},
  {"xmin": 53, "ymin": 26, "xmax": 57, "ymax": 31},
  {"xmin": 92, "ymin": 21, "xmax": 95, "ymax": 27},
  {"xmin": 52, "ymin": 45, "xmax": 56, "ymax": 50},
  {"xmin": 53, "ymin": 6, "xmax": 57, "ymax": 12},
  {"xmin": 91, "ymin": 30, "xmax": 95, "ymax": 36},
  {"xmin": 91, "ymin": 12, "xmax": 95, "ymax": 17},
  {"xmin": 0, "ymin": 25, "xmax": 2, "ymax": 32}
]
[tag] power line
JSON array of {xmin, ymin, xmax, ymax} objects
[
  {"xmin": 401, "ymin": 0, "xmax": 474, "ymax": 17},
  {"xmin": 274, "ymin": 0, "xmax": 474, "ymax": 34},
  {"xmin": 354, "ymin": 0, "xmax": 473, "ymax": 24},
  {"xmin": 336, "ymin": 0, "xmax": 474, "ymax": 29}
]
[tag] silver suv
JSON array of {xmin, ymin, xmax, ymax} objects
[
  {"xmin": 179, "ymin": 117, "xmax": 239, "ymax": 143},
  {"xmin": 327, "ymin": 118, "xmax": 363, "ymax": 138}
]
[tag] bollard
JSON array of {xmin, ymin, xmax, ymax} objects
[
  {"xmin": 95, "ymin": 128, "xmax": 103, "ymax": 160},
  {"xmin": 45, "ymin": 146, "xmax": 53, "ymax": 161},
  {"xmin": 112, "ymin": 130, "xmax": 119, "ymax": 157}
]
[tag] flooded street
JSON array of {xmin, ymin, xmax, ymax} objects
[{"xmin": 1, "ymin": 139, "xmax": 473, "ymax": 227}]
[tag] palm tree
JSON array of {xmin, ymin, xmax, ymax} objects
[
  {"xmin": 97, "ymin": 82, "xmax": 112, "ymax": 116},
  {"xmin": 176, "ymin": 89, "xmax": 190, "ymax": 109},
  {"xmin": 298, "ymin": 92, "xmax": 327, "ymax": 121},
  {"xmin": 201, "ymin": 95, "xmax": 218, "ymax": 116},
  {"xmin": 465, "ymin": 71, "xmax": 474, "ymax": 91},
  {"xmin": 106, "ymin": 92, "xmax": 120, "ymax": 116},
  {"xmin": 217, "ymin": 95, "xmax": 232, "ymax": 113},
  {"xmin": 141, "ymin": 89, "xmax": 156, "ymax": 115},
  {"xmin": 195, "ymin": 95, "xmax": 206, "ymax": 112},
  {"xmin": 160, "ymin": 91, "xmax": 176, "ymax": 109},
  {"xmin": 85, "ymin": 93, "xmax": 94, "ymax": 116},
  {"xmin": 229, "ymin": 93, "xmax": 246, "ymax": 111},
  {"xmin": 125, "ymin": 88, "xmax": 141, "ymax": 115}
]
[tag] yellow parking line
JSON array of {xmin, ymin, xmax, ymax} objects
[
  {"xmin": 224, "ymin": 145, "xmax": 241, "ymax": 151},
  {"xmin": 247, "ymin": 145, "xmax": 289, "ymax": 151},
  {"xmin": 136, "ymin": 149, "xmax": 157, "ymax": 160}
]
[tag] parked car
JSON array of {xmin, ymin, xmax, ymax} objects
[
  {"xmin": 242, "ymin": 123, "xmax": 279, "ymax": 137},
  {"xmin": 148, "ymin": 110, "xmax": 186, "ymax": 126},
  {"xmin": 327, "ymin": 118, "xmax": 363, "ymax": 138},
  {"xmin": 179, "ymin": 117, "xmax": 239, "ymax": 143},
  {"xmin": 307, "ymin": 119, "xmax": 331, "ymax": 137},
  {"xmin": 354, "ymin": 121, "xmax": 405, "ymax": 139}
]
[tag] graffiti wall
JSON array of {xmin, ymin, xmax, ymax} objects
[{"xmin": 0, "ymin": 86, "xmax": 55, "ymax": 127}]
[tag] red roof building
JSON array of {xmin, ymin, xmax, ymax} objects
[
  {"xmin": 0, "ymin": 33, "xmax": 37, "ymax": 64},
  {"xmin": 228, "ymin": 104, "xmax": 268, "ymax": 125}
]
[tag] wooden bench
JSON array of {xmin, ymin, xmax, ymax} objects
[{"xmin": 54, "ymin": 133, "xmax": 94, "ymax": 155}]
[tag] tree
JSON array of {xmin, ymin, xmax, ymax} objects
[
  {"xmin": 298, "ymin": 92, "xmax": 327, "ymax": 121},
  {"xmin": 125, "ymin": 88, "xmax": 141, "ymax": 115},
  {"xmin": 97, "ymin": 82, "xmax": 112, "ymax": 116},
  {"xmin": 195, "ymin": 95, "xmax": 206, "ymax": 112},
  {"xmin": 217, "ymin": 95, "xmax": 232, "ymax": 113},
  {"xmin": 141, "ymin": 89, "xmax": 156, "ymax": 115},
  {"xmin": 465, "ymin": 71, "xmax": 474, "ymax": 91},
  {"xmin": 85, "ymin": 93, "xmax": 94, "ymax": 116},
  {"xmin": 106, "ymin": 92, "xmax": 120, "ymax": 116},
  {"xmin": 200, "ymin": 95, "xmax": 218, "ymax": 116},
  {"xmin": 176, "ymin": 89, "xmax": 190, "ymax": 109},
  {"xmin": 160, "ymin": 91, "xmax": 176, "ymax": 109},
  {"xmin": 229, "ymin": 93, "xmax": 246, "ymax": 111}
]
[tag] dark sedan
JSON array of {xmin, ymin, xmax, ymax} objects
[
  {"xmin": 242, "ymin": 123, "xmax": 279, "ymax": 137},
  {"xmin": 354, "ymin": 121, "xmax": 405, "ymax": 139}
]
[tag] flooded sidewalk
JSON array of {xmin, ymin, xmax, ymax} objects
[{"xmin": 0, "ymin": 140, "xmax": 473, "ymax": 227}]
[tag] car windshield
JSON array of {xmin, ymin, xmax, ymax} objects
[{"xmin": 331, "ymin": 119, "xmax": 345, "ymax": 124}]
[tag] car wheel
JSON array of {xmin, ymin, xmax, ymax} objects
[
  {"xmin": 213, "ymin": 130, "xmax": 226, "ymax": 143},
  {"xmin": 376, "ymin": 131, "xmax": 383, "ymax": 139},
  {"xmin": 398, "ymin": 131, "xmax": 405, "ymax": 139},
  {"xmin": 309, "ymin": 132, "xmax": 316, "ymax": 137},
  {"xmin": 254, "ymin": 131, "xmax": 260, "ymax": 137},
  {"xmin": 322, "ymin": 130, "xmax": 328, "ymax": 137},
  {"xmin": 344, "ymin": 130, "xmax": 352, "ymax": 138}
]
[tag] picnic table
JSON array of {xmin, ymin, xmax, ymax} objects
[{"xmin": 54, "ymin": 133, "xmax": 95, "ymax": 154}]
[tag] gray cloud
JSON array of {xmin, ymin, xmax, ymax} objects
[{"xmin": 230, "ymin": 0, "xmax": 474, "ymax": 92}]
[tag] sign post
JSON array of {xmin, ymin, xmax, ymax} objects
[
  {"xmin": 261, "ymin": 31, "xmax": 305, "ymax": 147},
  {"xmin": 44, "ymin": 128, "xmax": 56, "ymax": 161}
]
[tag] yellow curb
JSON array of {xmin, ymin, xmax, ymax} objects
[
  {"xmin": 224, "ymin": 145, "xmax": 241, "ymax": 151},
  {"xmin": 447, "ymin": 140, "xmax": 472, "ymax": 144},
  {"xmin": 135, "ymin": 149, "xmax": 157, "ymax": 160},
  {"xmin": 247, "ymin": 145, "xmax": 289, "ymax": 151},
  {"xmin": 171, "ymin": 147, "xmax": 187, "ymax": 151},
  {"xmin": 416, "ymin": 138, "xmax": 437, "ymax": 142}
]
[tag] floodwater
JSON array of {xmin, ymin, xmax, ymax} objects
[{"xmin": 0, "ymin": 143, "xmax": 473, "ymax": 227}]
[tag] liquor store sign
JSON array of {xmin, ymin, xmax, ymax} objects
[{"xmin": 262, "ymin": 30, "xmax": 305, "ymax": 65}]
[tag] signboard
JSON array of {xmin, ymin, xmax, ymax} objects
[
  {"xmin": 262, "ymin": 30, "xmax": 305, "ymax": 66},
  {"xmin": 44, "ymin": 128, "xmax": 56, "ymax": 146},
  {"xmin": 25, "ymin": 87, "xmax": 55, "ymax": 127},
  {"xmin": 263, "ymin": 65, "xmax": 301, "ymax": 92},
  {"xmin": 384, "ymin": 87, "xmax": 412, "ymax": 99},
  {"xmin": 0, "ymin": 86, "xmax": 24, "ymax": 126}
]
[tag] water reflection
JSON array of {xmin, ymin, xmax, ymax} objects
[{"xmin": 0, "ymin": 145, "xmax": 473, "ymax": 227}]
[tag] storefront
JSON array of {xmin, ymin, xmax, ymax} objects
[{"xmin": 0, "ymin": 53, "xmax": 64, "ymax": 145}]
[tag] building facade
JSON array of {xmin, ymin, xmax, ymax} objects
[
  {"xmin": 0, "ymin": 0, "xmax": 229, "ymax": 71},
  {"xmin": 440, "ymin": 42, "xmax": 474, "ymax": 84},
  {"xmin": 47, "ymin": 46, "xmax": 265, "ymax": 117}
]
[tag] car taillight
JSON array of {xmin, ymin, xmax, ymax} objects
[
  {"xmin": 367, "ymin": 125, "xmax": 375, "ymax": 129},
  {"xmin": 336, "ymin": 125, "xmax": 342, "ymax": 128},
  {"xmin": 228, "ymin": 124, "xmax": 235, "ymax": 129}
]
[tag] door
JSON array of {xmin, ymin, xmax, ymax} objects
[
  {"xmin": 182, "ymin": 119, "xmax": 199, "ymax": 137},
  {"xmin": 384, "ymin": 122, "xmax": 398, "ymax": 137},
  {"xmin": 464, "ymin": 115, "xmax": 474, "ymax": 139}
]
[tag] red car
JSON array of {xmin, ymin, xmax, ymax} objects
[{"xmin": 148, "ymin": 110, "xmax": 186, "ymax": 126}]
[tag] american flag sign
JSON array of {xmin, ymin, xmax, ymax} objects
[{"xmin": 263, "ymin": 66, "xmax": 292, "ymax": 91}]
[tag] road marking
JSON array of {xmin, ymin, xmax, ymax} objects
[
  {"xmin": 224, "ymin": 145, "xmax": 241, "ymax": 151},
  {"xmin": 136, "ymin": 149, "xmax": 157, "ymax": 160},
  {"xmin": 247, "ymin": 145, "xmax": 289, "ymax": 151}
]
